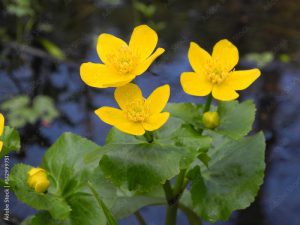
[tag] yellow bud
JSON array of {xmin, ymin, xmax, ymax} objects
[
  {"xmin": 27, "ymin": 167, "xmax": 50, "ymax": 193},
  {"xmin": 202, "ymin": 111, "xmax": 220, "ymax": 129}
]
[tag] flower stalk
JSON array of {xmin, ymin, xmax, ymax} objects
[
  {"xmin": 163, "ymin": 169, "xmax": 188, "ymax": 225},
  {"xmin": 202, "ymin": 93, "xmax": 212, "ymax": 113}
]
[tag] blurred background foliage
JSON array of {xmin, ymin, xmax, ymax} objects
[{"xmin": 0, "ymin": 95, "xmax": 59, "ymax": 128}]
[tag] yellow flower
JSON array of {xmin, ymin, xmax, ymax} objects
[
  {"xmin": 180, "ymin": 39, "xmax": 261, "ymax": 101},
  {"xmin": 95, "ymin": 83, "xmax": 170, "ymax": 135},
  {"xmin": 0, "ymin": 113, "xmax": 4, "ymax": 152},
  {"xmin": 27, "ymin": 167, "xmax": 50, "ymax": 193},
  {"xmin": 80, "ymin": 25, "xmax": 165, "ymax": 88}
]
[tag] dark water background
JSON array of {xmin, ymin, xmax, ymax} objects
[{"xmin": 0, "ymin": 0, "xmax": 300, "ymax": 224}]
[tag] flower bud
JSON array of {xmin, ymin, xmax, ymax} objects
[
  {"xmin": 202, "ymin": 111, "xmax": 220, "ymax": 129},
  {"xmin": 27, "ymin": 167, "xmax": 50, "ymax": 193}
]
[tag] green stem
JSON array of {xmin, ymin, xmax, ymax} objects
[
  {"xmin": 163, "ymin": 181, "xmax": 177, "ymax": 225},
  {"xmin": 87, "ymin": 181, "xmax": 103, "ymax": 206},
  {"xmin": 165, "ymin": 201, "xmax": 178, "ymax": 225},
  {"xmin": 173, "ymin": 169, "xmax": 186, "ymax": 196},
  {"xmin": 163, "ymin": 170, "xmax": 188, "ymax": 225},
  {"xmin": 134, "ymin": 211, "xmax": 147, "ymax": 225},
  {"xmin": 163, "ymin": 180, "xmax": 174, "ymax": 201},
  {"xmin": 202, "ymin": 93, "xmax": 212, "ymax": 113},
  {"xmin": 164, "ymin": 180, "xmax": 178, "ymax": 225},
  {"xmin": 144, "ymin": 131, "xmax": 154, "ymax": 143},
  {"xmin": 178, "ymin": 203, "xmax": 202, "ymax": 225},
  {"xmin": 199, "ymin": 94, "xmax": 213, "ymax": 134}
]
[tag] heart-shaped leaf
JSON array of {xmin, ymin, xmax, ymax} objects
[
  {"xmin": 188, "ymin": 132, "xmax": 265, "ymax": 222},
  {"xmin": 10, "ymin": 133, "xmax": 117, "ymax": 225}
]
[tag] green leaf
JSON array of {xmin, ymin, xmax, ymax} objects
[
  {"xmin": 244, "ymin": 52, "xmax": 274, "ymax": 68},
  {"xmin": 1, "ymin": 95, "xmax": 59, "ymax": 128},
  {"xmin": 101, "ymin": 117, "xmax": 212, "ymax": 193},
  {"xmin": 165, "ymin": 103, "xmax": 203, "ymax": 131},
  {"xmin": 106, "ymin": 127, "xmax": 146, "ymax": 145},
  {"xmin": 7, "ymin": 4, "xmax": 34, "ymax": 17},
  {"xmin": 111, "ymin": 187, "xmax": 165, "ymax": 218},
  {"xmin": 100, "ymin": 142, "xmax": 189, "ymax": 192},
  {"xmin": 10, "ymin": 164, "xmax": 71, "ymax": 219},
  {"xmin": 107, "ymin": 118, "xmax": 212, "ymax": 153},
  {"xmin": 216, "ymin": 100, "xmax": 256, "ymax": 139},
  {"xmin": 11, "ymin": 133, "xmax": 117, "ymax": 225},
  {"xmin": 166, "ymin": 101, "xmax": 256, "ymax": 140},
  {"xmin": 21, "ymin": 212, "xmax": 69, "ymax": 225},
  {"xmin": 189, "ymin": 132, "xmax": 265, "ymax": 222},
  {"xmin": 155, "ymin": 117, "xmax": 212, "ymax": 153},
  {"xmin": 197, "ymin": 153, "xmax": 211, "ymax": 168},
  {"xmin": 33, "ymin": 96, "xmax": 59, "ymax": 123},
  {"xmin": 87, "ymin": 181, "xmax": 118, "ymax": 225},
  {"xmin": 0, "ymin": 95, "xmax": 29, "ymax": 110},
  {"xmin": 0, "ymin": 126, "xmax": 21, "ymax": 158}
]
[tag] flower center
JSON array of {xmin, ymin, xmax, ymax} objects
[
  {"xmin": 108, "ymin": 45, "xmax": 138, "ymax": 75},
  {"xmin": 125, "ymin": 99, "xmax": 150, "ymax": 122},
  {"xmin": 204, "ymin": 59, "xmax": 230, "ymax": 85}
]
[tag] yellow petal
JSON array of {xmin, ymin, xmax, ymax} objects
[
  {"xmin": 143, "ymin": 112, "xmax": 170, "ymax": 131},
  {"xmin": 35, "ymin": 179, "xmax": 50, "ymax": 193},
  {"xmin": 188, "ymin": 42, "xmax": 211, "ymax": 73},
  {"xmin": 97, "ymin": 33, "xmax": 128, "ymax": 64},
  {"xmin": 146, "ymin": 85, "xmax": 170, "ymax": 114},
  {"xmin": 0, "ymin": 141, "xmax": 3, "ymax": 152},
  {"xmin": 225, "ymin": 69, "xmax": 261, "ymax": 90},
  {"xmin": 28, "ymin": 168, "xmax": 46, "ymax": 176},
  {"xmin": 114, "ymin": 83, "xmax": 143, "ymax": 110},
  {"xmin": 134, "ymin": 48, "xmax": 165, "ymax": 75},
  {"xmin": 212, "ymin": 39, "xmax": 239, "ymax": 71},
  {"xmin": 212, "ymin": 83, "xmax": 239, "ymax": 101},
  {"xmin": 0, "ymin": 113, "xmax": 4, "ymax": 136},
  {"xmin": 129, "ymin": 25, "xmax": 158, "ymax": 61},
  {"xmin": 180, "ymin": 72, "xmax": 213, "ymax": 96},
  {"xmin": 95, "ymin": 107, "xmax": 145, "ymax": 135},
  {"xmin": 80, "ymin": 62, "xmax": 134, "ymax": 88},
  {"xmin": 27, "ymin": 168, "xmax": 48, "ymax": 190}
]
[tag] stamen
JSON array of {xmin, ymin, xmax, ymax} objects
[
  {"xmin": 124, "ymin": 99, "xmax": 150, "ymax": 122},
  {"xmin": 204, "ymin": 58, "xmax": 230, "ymax": 84},
  {"xmin": 107, "ymin": 45, "xmax": 139, "ymax": 74}
]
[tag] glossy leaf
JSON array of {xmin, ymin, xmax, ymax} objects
[
  {"xmin": 0, "ymin": 126, "xmax": 21, "ymax": 158},
  {"xmin": 165, "ymin": 103, "xmax": 203, "ymax": 131},
  {"xmin": 216, "ymin": 100, "xmax": 256, "ymax": 139},
  {"xmin": 112, "ymin": 187, "xmax": 165, "ymax": 218},
  {"xmin": 87, "ymin": 181, "xmax": 118, "ymax": 225},
  {"xmin": 21, "ymin": 212, "xmax": 68, "ymax": 225},
  {"xmin": 155, "ymin": 117, "xmax": 212, "ymax": 153},
  {"xmin": 11, "ymin": 133, "xmax": 117, "ymax": 225},
  {"xmin": 188, "ymin": 132, "xmax": 265, "ymax": 222},
  {"xmin": 10, "ymin": 164, "xmax": 71, "ymax": 219},
  {"xmin": 101, "ymin": 117, "xmax": 212, "ymax": 192},
  {"xmin": 100, "ymin": 142, "xmax": 189, "ymax": 192}
]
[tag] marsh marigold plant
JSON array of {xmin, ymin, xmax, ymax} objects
[
  {"xmin": 80, "ymin": 25, "xmax": 165, "ymax": 88},
  {"xmin": 181, "ymin": 39, "xmax": 261, "ymax": 101},
  {"xmin": 9, "ymin": 24, "xmax": 266, "ymax": 225},
  {"xmin": 95, "ymin": 83, "xmax": 170, "ymax": 135}
]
